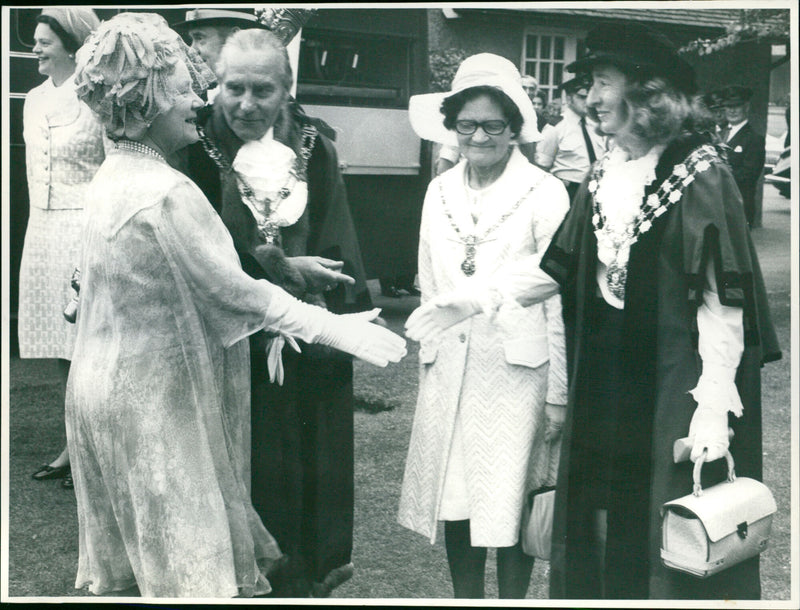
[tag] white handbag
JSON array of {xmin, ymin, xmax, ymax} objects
[
  {"xmin": 521, "ymin": 432, "xmax": 560, "ymax": 560},
  {"xmin": 660, "ymin": 450, "xmax": 776, "ymax": 578},
  {"xmin": 521, "ymin": 486, "xmax": 555, "ymax": 560}
]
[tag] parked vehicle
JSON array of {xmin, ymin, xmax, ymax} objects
[
  {"xmin": 7, "ymin": 7, "xmax": 431, "ymax": 352},
  {"xmin": 764, "ymin": 144, "xmax": 790, "ymax": 199}
]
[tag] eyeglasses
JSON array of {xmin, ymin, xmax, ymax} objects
[{"xmin": 454, "ymin": 119, "xmax": 509, "ymax": 136}]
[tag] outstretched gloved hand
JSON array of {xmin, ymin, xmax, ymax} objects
[
  {"xmin": 316, "ymin": 308, "xmax": 407, "ymax": 367},
  {"xmin": 264, "ymin": 285, "xmax": 406, "ymax": 367},
  {"xmin": 404, "ymin": 289, "xmax": 482, "ymax": 343}
]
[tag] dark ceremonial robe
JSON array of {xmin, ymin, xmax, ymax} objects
[
  {"xmin": 540, "ymin": 133, "xmax": 780, "ymax": 600},
  {"xmin": 724, "ymin": 122, "xmax": 766, "ymax": 226},
  {"xmin": 184, "ymin": 100, "xmax": 371, "ymax": 597}
]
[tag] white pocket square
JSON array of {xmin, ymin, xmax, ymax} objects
[{"xmin": 734, "ymin": 145, "xmax": 743, "ymax": 153}]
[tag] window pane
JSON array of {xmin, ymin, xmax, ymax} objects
[
  {"xmin": 540, "ymin": 63, "xmax": 550, "ymax": 85},
  {"xmin": 525, "ymin": 61, "xmax": 536, "ymax": 79},
  {"xmin": 526, "ymin": 35, "xmax": 538, "ymax": 58},
  {"xmin": 554, "ymin": 37, "xmax": 565, "ymax": 60},
  {"xmin": 297, "ymin": 29, "xmax": 409, "ymax": 108},
  {"xmin": 553, "ymin": 64, "xmax": 563, "ymax": 86},
  {"xmin": 540, "ymin": 36, "xmax": 551, "ymax": 59}
]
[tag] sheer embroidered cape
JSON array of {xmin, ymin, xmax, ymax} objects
[{"xmin": 65, "ymin": 149, "xmax": 286, "ymax": 598}]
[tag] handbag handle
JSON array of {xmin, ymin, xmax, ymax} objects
[{"xmin": 692, "ymin": 449, "xmax": 736, "ymax": 496}]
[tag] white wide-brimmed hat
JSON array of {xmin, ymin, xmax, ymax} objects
[{"xmin": 409, "ymin": 53, "xmax": 540, "ymax": 147}]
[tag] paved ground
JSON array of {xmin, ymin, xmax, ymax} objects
[{"xmin": 3, "ymin": 183, "xmax": 794, "ymax": 601}]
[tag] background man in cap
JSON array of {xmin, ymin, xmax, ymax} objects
[
  {"xmin": 173, "ymin": 8, "xmax": 265, "ymax": 101},
  {"xmin": 535, "ymin": 74, "xmax": 607, "ymax": 201},
  {"xmin": 703, "ymin": 89, "xmax": 729, "ymax": 139},
  {"xmin": 719, "ymin": 85, "xmax": 766, "ymax": 227}
]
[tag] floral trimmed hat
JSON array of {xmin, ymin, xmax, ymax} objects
[{"xmin": 74, "ymin": 12, "xmax": 216, "ymax": 140}]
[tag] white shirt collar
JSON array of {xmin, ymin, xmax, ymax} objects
[
  {"xmin": 563, "ymin": 106, "xmax": 581, "ymax": 123},
  {"xmin": 726, "ymin": 119, "xmax": 748, "ymax": 142}
]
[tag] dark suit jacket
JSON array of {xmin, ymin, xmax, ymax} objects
[{"xmin": 725, "ymin": 122, "xmax": 765, "ymax": 225}]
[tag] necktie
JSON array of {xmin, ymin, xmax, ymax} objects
[{"xmin": 579, "ymin": 116, "xmax": 597, "ymax": 164}]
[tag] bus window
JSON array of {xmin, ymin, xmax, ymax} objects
[{"xmin": 297, "ymin": 29, "xmax": 410, "ymax": 108}]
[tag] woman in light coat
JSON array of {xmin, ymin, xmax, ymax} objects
[
  {"xmin": 21, "ymin": 8, "xmax": 104, "ymax": 489},
  {"xmin": 397, "ymin": 53, "xmax": 569, "ymax": 599}
]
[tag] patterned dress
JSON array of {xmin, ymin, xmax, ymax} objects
[
  {"xmin": 18, "ymin": 76, "xmax": 106, "ymax": 359},
  {"xmin": 398, "ymin": 148, "xmax": 569, "ymax": 547}
]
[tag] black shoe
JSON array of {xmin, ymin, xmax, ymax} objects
[
  {"xmin": 32, "ymin": 464, "xmax": 70, "ymax": 481},
  {"xmin": 62, "ymin": 473, "xmax": 74, "ymax": 490},
  {"xmin": 400, "ymin": 286, "xmax": 421, "ymax": 297}
]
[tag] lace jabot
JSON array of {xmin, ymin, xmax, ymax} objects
[
  {"xmin": 232, "ymin": 127, "xmax": 308, "ymax": 228},
  {"xmin": 593, "ymin": 145, "xmax": 664, "ymax": 268}
]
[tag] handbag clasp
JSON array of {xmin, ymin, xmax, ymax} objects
[{"xmin": 737, "ymin": 521, "xmax": 748, "ymax": 540}]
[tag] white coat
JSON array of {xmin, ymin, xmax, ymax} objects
[{"xmin": 398, "ymin": 147, "xmax": 569, "ymax": 547}]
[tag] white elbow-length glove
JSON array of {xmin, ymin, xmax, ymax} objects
[
  {"xmin": 687, "ymin": 278, "xmax": 744, "ymax": 463},
  {"xmin": 265, "ymin": 288, "xmax": 406, "ymax": 367}
]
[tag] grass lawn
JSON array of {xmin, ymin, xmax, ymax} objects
[{"xmin": 4, "ymin": 276, "xmax": 793, "ymax": 602}]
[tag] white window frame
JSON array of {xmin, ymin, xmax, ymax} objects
[{"xmin": 521, "ymin": 27, "xmax": 582, "ymax": 103}]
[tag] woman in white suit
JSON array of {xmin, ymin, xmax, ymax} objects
[
  {"xmin": 22, "ymin": 8, "xmax": 104, "ymax": 489},
  {"xmin": 397, "ymin": 53, "xmax": 569, "ymax": 599}
]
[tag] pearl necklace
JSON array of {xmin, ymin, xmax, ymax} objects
[{"xmin": 114, "ymin": 139, "xmax": 166, "ymax": 163}]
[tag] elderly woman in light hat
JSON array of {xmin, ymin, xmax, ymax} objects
[
  {"xmin": 22, "ymin": 8, "xmax": 103, "ymax": 490},
  {"xmin": 397, "ymin": 53, "xmax": 569, "ymax": 599},
  {"xmin": 67, "ymin": 12, "xmax": 405, "ymax": 598},
  {"xmin": 406, "ymin": 24, "xmax": 780, "ymax": 601}
]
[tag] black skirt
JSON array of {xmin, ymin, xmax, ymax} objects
[{"xmin": 564, "ymin": 297, "xmax": 655, "ymax": 598}]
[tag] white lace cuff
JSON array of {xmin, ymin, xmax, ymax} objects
[{"xmin": 689, "ymin": 363, "xmax": 743, "ymax": 417}]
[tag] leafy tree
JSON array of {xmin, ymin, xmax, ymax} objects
[{"xmin": 429, "ymin": 48, "xmax": 468, "ymax": 91}]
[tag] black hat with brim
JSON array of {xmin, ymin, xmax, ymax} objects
[
  {"xmin": 172, "ymin": 8, "xmax": 266, "ymax": 34},
  {"xmin": 567, "ymin": 22, "xmax": 697, "ymax": 95},
  {"xmin": 720, "ymin": 85, "xmax": 754, "ymax": 107},
  {"xmin": 703, "ymin": 89, "xmax": 727, "ymax": 110},
  {"xmin": 557, "ymin": 74, "xmax": 591, "ymax": 95}
]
